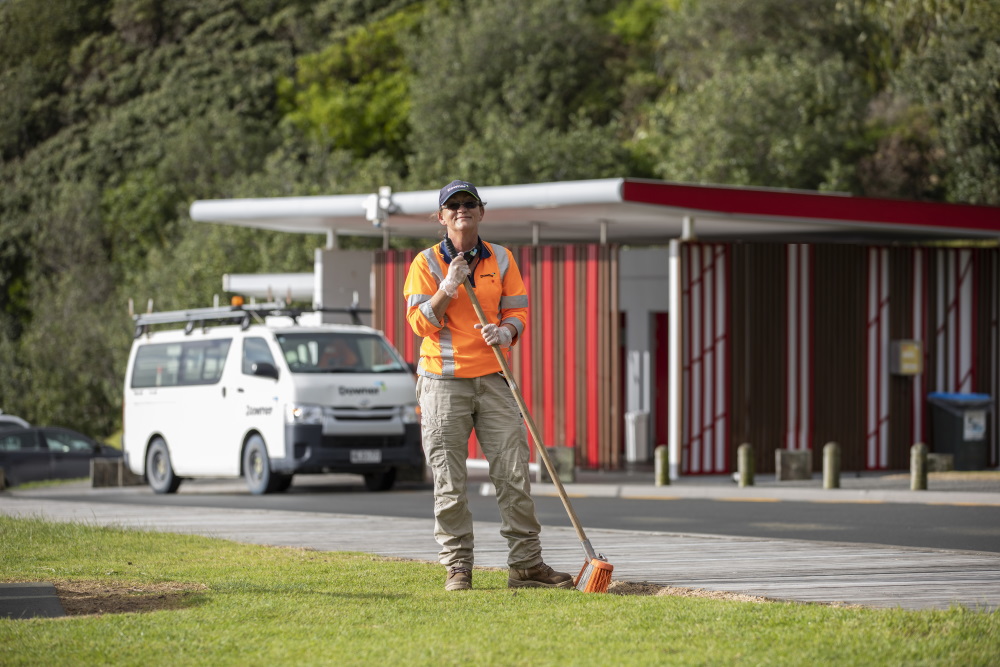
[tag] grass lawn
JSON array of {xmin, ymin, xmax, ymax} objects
[{"xmin": 1, "ymin": 516, "xmax": 997, "ymax": 666}]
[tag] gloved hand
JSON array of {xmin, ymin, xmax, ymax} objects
[
  {"xmin": 439, "ymin": 256, "xmax": 471, "ymax": 297},
  {"xmin": 475, "ymin": 323, "xmax": 513, "ymax": 347}
]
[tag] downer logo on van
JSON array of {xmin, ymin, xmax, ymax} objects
[
  {"xmin": 339, "ymin": 382, "xmax": 387, "ymax": 396},
  {"xmin": 247, "ymin": 406, "xmax": 274, "ymax": 416}
]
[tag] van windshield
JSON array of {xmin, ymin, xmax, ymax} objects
[{"xmin": 275, "ymin": 332, "xmax": 408, "ymax": 374}]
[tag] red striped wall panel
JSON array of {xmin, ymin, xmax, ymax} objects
[
  {"xmin": 680, "ymin": 243, "xmax": 730, "ymax": 475},
  {"xmin": 375, "ymin": 244, "xmax": 621, "ymax": 470}
]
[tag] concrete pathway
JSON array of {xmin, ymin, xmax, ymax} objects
[{"xmin": 2, "ymin": 488, "xmax": 999, "ymax": 612}]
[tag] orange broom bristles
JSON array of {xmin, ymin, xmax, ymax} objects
[{"xmin": 574, "ymin": 558, "xmax": 614, "ymax": 593}]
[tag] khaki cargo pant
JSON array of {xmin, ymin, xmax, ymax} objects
[{"xmin": 416, "ymin": 373, "xmax": 543, "ymax": 569}]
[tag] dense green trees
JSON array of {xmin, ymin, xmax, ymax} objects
[{"xmin": 1, "ymin": 0, "xmax": 997, "ymax": 437}]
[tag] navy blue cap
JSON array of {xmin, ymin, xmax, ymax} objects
[{"xmin": 438, "ymin": 180, "xmax": 482, "ymax": 207}]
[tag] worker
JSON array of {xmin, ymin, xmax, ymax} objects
[
  {"xmin": 403, "ymin": 179, "xmax": 573, "ymax": 591},
  {"xmin": 318, "ymin": 339, "xmax": 358, "ymax": 369}
]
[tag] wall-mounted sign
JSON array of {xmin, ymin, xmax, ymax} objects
[{"xmin": 890, "ymin": 340, "xmax": 923, "ymax": 376}]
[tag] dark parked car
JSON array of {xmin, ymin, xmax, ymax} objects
[{"xmin": 0, "ymin": 427, "xmax": 121, "ymax": 487}]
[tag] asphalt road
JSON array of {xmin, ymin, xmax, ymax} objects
[{"xmin": 27, "ymin": 475, "xmax": 1000, "ymax": 554}]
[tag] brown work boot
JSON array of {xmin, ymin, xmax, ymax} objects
[
  {"xmin": 507, "ymin": 562, "xmax": 574, "ymax": 589},
  {"xmin": 445, "ymin": 566, "xmax": 472, "ymax": 591}
]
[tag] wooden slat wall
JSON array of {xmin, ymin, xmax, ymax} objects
[
  {"xmin": 376, "ymin": 243, "xmax": 997, "ymax": 474},
  {"xmin": 983, "ymin": 249, "xmax": 1000, "ymax": 467},
  {"xmin": 784, "ymin": 244, "xmax": 813, "ymax": 453},
  {"xmin": 812, "ymin": 245, "xmax": 868, "ymax": 472},
  {"xmin": 374, "ymin": 249, "xmax": 423, "ymax": 370},
  {"xmin": 678, "ymin": 243, "xmax": 730, "ymax": 474},
  {"xmin": 888, "ymin": 247, "xmax": 917, "ymax": 470},
  {"xmin": 866, "ymin": 247, "xmax": 891, "ymax": 469},
  {"xmin": 929, "ymin": 248, "xmax": 977, "ymax": 394},
  {"xmin": 728, "ymin": 243, "xmax": 785, "ymax": 474},
  {"xmin": 375, "ymin": 244, "xmax": 621, "ymax": 469},
  {"xmin": 909, "ymin": 249, "xmax": 930, "ymax": 454}
]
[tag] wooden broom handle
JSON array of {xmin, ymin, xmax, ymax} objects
[{"xmin": 454, "ymin": 260, "xmax": 590, "ymax": 546}]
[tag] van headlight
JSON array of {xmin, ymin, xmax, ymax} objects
[
  {"xmin": 400, "ymin": 404, "xmax": 420, "ymax": 424},
  {"xmin": 286, "ymin": 403, "xmax": 324, "ymax": 425}
]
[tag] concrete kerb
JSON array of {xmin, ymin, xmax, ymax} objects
[{"xmin": 529, "ymin": 482, "xmax": 1000, "ymax": 506}]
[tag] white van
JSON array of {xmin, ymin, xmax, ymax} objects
[{"xmin": 122, "ymin": 304, "xmax": 422, "ymax": 494}]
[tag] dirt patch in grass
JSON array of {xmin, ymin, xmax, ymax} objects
[
  {"xmin": 53, "ymin": 581, "xmax": 207, "ymax": 616},
  {"xmin": 608, "ymin": 580, "xmax": 772, "ymax": 603},
  {"xmin": 46, "ymin": 574, "xmax": 767, "ymax": 615},
  {"xmin": 401, "ymin": 558, "xmax": 776, "ymax": 603}
]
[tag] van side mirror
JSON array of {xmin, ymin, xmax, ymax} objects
[{"xmin": 251, "ymin": 361, "xmax": 279, "ymax": 380}]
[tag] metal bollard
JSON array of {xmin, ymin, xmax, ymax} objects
[
  {"xmin": 911, "ymin": 442, "xmax": 928, "ymax": 490},
  {"xmin": 654, "ymin": 445, "xmax": 670, "ymax": 486},
  {"xmin": 737, "ymin": 443, "xmax": 754, "ymax": 487},
  {"xmin": 823, "ymin": 442, "xmax": 841, "ymax": 489}
]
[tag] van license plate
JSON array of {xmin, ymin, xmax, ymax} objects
[{"xmin": 350, "ymin": 449, "xmax": 382, "ymax": 464}]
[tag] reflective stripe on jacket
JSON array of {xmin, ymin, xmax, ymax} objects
[{"xmin": 403, "ymin": 241, "xmax": 528, "ymax": 378}]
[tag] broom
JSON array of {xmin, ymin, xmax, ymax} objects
[{"xmin": 445, "ymin": 238, "xmax": 614, "ymax": 593}]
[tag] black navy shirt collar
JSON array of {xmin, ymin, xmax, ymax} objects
[{"xmin": 440, "ymin": 237, "xmax": 490, "ymax": 263}]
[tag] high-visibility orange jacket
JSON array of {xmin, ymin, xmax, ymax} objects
[{"xmin": 403, "ymin": 240, "xmax": 528, "ymax": 378}]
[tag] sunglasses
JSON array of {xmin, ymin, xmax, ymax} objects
[{"xmin": 441, "ymin": 201, "xmax": 481, "ymax": 211}]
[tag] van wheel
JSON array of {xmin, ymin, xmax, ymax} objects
[
  {"xmin": 146, "ymin": 438, "xmax": 181, "ymax": 494},
  {"xmin": 243, "ymin": 435, "xmax": 280, "ymax": 495},
  {"xmin": 363, "ymin": 468, "xmax": 396, "ymax": 492}
]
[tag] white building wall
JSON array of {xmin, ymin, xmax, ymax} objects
[{"xmin": 619, "ymin": 247, "xmax": 671, "ymax": 461}]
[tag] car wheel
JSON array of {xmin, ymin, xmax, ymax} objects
[
  {"xmin": 243, "ymin": 435, "xmax": 281, "ymax": 495},
  {"xmin": 146, "ymin": 438, "xmax": 181, "ymax": 494},
  {"xmin": 363, "ymin": 468, "xmax": 396, "ymax": 492}
]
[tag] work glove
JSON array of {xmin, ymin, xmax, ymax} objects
[
  {"xmin": 475, "ymin": 323, "xmax": 513, "ymax": 347},
  {"xmin": 439, "ymin": 256, "xmax": 471, "ymax": 298}
]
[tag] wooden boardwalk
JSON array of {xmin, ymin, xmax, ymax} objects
[{"xmin": 2, "ymin": 496, "xmax": 998, "ymax": 611}]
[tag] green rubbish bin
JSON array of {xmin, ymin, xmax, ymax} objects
[{"xmin": 926, "ymin": 392, "xmax": 993, "ymax": 471}]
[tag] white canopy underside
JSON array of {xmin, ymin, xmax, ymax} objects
[{"xmin": 190, "ymin": 178, "xmax": 1000, "ymax": 244}]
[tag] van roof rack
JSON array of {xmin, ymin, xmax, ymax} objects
[{"xmin": 132, "ymin": 303, "xmax": 373, "ymax": 337}]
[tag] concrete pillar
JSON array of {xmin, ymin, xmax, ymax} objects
[
  {"xmin": 911, "ymin": 442, "xmax": 928, "ymax": 491},
  {"xmin": 654, "ymin": 445, "xmax": 670, "ymax": 486},
  {"xmin": 737, "ymin": 443, "xmax": 754, "ymax": 487},
  {"xmin": 823, "ymin": 442, "xmax": 841, "ymax": 489}
]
